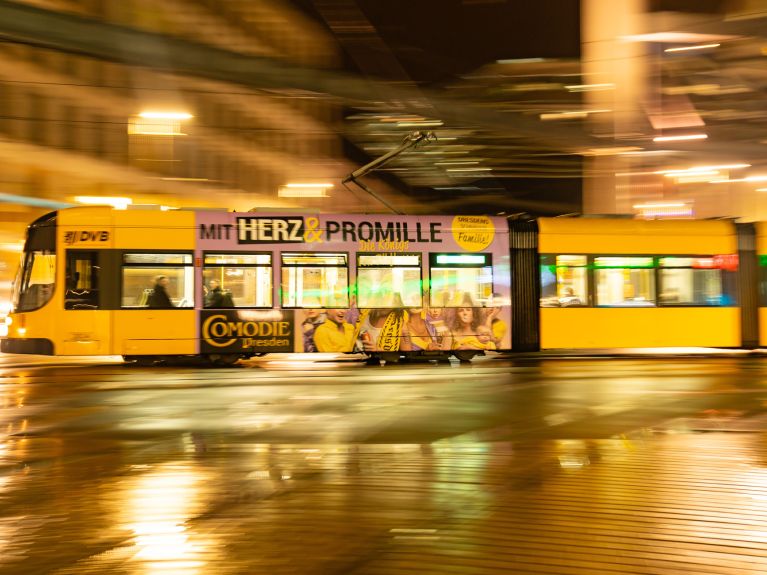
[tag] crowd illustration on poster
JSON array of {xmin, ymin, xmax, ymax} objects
[{"xmin": 296, "ymin": 291, "xmax": 510, "ymax": 354}]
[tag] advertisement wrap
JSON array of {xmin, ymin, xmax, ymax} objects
[{"xmin": 196, "ymin": 212, "xmax": 511, "ymax": 354}]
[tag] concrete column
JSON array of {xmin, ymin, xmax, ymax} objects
[{"xmin": 581, "ymin": 0, "xmax": 648, "ymax": 214}]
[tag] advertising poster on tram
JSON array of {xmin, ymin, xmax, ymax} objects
[{"xmin": 196, "ymin": 212, "xmax": 511, "ymax": 354}]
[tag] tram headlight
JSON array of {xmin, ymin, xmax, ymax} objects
[
  {"xmin": 17, "ymin": 327, "xmax": 26, "ymax": 337},
  {"xmin": 4, "ymin": 316, "xmax": 12, "ymax": 326}
]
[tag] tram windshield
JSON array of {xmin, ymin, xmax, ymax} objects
[{"xmin": 12, "ymin": 213, "xmax": 57, "ymax": 312}]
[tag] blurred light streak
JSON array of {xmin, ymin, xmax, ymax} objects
[
  {"xmin": 633, "ymin": 202, "xmax": 687, "ymax": 208},
  {"xmin": 564, "ymin": 83, "xmax": 614, "ymax": 92},
  {"xmin": 138, "ymin": 112, "xmax": 193, "ymax": 120},
  {"xmin": 583, "ymin": 146, "xmax": 643, "ymax": 156},
  {"xmin": 656, "ymin": 164, "xmax": 750, "ymax": 174},
  {"xmin": 285, "ymin": 182, "xmax": 334, "ymax": 188},
  {"xmin": 496, "ymin": 58, "xmax": 546, "ymax": 64},
  {"xmin": 675, "ymin": 174, "xmax": 719, "ymax": 183},
  {"xmin": 619, "ymin": 150, "xmax": 676, "ymax": 156},
  {"xmin": 653, "ymin": 134, "xmax": 707, "ymax": 142},
  {"xmin": 74, "ymin": 196, "xmax": 132, "ymax": 209},
  {"xmin": 396, "ymin": 121, "xmax": 443, "ymax": 127},
  {"xmin": 667, "ymin": 171, "xmax": 719, "ymax": 178},
  {"xmin": 445, "ymin": 167, "xmax": 492, "ymax": 172},
  {"xmin": 665, "ymin": 43, "xmax": 720, "ymax": 53},
  {"xmin": 0, "ymin": 193, "xmax": 73, "ymax": 209},
  {"xmin": 278, "ymin": 183, "xmax": 332, "ymax": 198},
  {"xmin": 711, "ymin": 176, "xmax": 767, "ymax": 183},
  {"xmin": 622, "ymin": 32, "xmax": 734, "ymax": 43},
  {"xmin": 540, "ymin": 109, "xmax": 611, "ymax": 120}
]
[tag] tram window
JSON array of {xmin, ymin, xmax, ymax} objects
[
  {"xmin": 65, "ymin": 251, "xmax": 100, "ymax": 310},
  {"xmin": 357, "ymin": 253, "xmax": 421, "ymax": 308},
  {"xmin": 595, "ymin": 257, "xmax": 655, "ymax": 307},
  {"xmin": 203, "ymin": 253, "xmax": 272, "ymax": 308},
  {"xmin": 281, "ymin": 253, "xmax": 348, "ymax": 308},
  {"xmin": 539, "ymin": 255, "xmax": 587, "ymax": 307},
  {"xmin": 429, "ymin": 253, "xmax": 492, "ymax": 307},
  {"xmin": 658, "ymin": 257, "xmax": 724, "ymax": 306},
  {"xmin": 14, "ymin": 251, "xmax": 55, "ymax": 311},
  {"xmin": 121, "ymin": 252, "xmax": 194, "ymax": 308}
]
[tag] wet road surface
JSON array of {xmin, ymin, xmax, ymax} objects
[{"xmin": 2, "ymin": 353, "xmax": 767, "ymax": 574}]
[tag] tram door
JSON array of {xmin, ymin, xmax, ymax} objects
[{"xmin": 60, "ymin": 250, "xmax": 111, "ymax": 354}]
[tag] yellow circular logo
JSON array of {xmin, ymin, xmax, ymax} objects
[{"xmin": 451, "ymin": 215, "xmax": 495, "ymax": 251}]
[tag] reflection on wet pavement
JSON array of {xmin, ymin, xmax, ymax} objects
[{"xmin": 1, "ymin": 357, "xmax": 767, "ymax": 573}]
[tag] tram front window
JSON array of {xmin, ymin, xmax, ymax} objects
[
  {"xmin": 14, "ymin": 250, "xmax": 56, "ymax": 311},
  {"xmin": 13, "ymin": 213, "xmax": 57, "ymax": 312}
]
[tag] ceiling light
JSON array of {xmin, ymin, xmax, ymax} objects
[
  {"xmin": 621, "ymin": 32, "xmax": 734, "ymax": 43},
  {"xmin": 564, "ymin": 83, "xmax": 615, "ymax": 92},
  {"xmin": 583, "ymin": 146, "xmax": 643, "ymax": 156},
  {"xmin": 655, "ymin": 164, "xmax": 750, "ymax": 175},
  {"xmin": 74, "ymin": 196, "xmax": 133, "ymax": 209},
  {"xmin": 664, "ymin": 43, "xmax": 720, "ymax": 53},
  {"xmin": 138, "ymin": 111, "xmax": 193, "ymax": 120},
  {"xmin": 278, "ymin": 183, "xmax": 333, "ymax": 198},
  {"xmin": 633, "ymin": 202, "xmax": 687, "ymax": 209},
  {"xmin": 653, "ymin": 134, "xmax": 707, "ymax": 142}
]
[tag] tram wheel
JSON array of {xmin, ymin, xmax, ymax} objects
[
  {"xmin": 453, "ymin": 351, "xmax": 477, "ymax": 363},
  {"xmin": 207, "ymin": 354, "xmax": 241, "ymax": 367},
  {"xmin": 380, "ymin": 352, "xmax": 400, "ymax": 364}
]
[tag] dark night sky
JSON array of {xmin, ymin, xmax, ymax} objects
[{"xmin": 292, "ymin": 0, "xmax": 581, "ymax": 83}]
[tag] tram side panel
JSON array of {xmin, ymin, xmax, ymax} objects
[
  {"xmin": 537, "ymin": 218, "xmax": 741, "ymax": 349},
  {"xmin": 109, "ymin": 209, "xmax": 198, "ymax": 356}
]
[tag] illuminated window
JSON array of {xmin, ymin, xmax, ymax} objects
[
  {"xmin": 121, "ymin": 252, "xmax": 194, "ymax": 308},
  {"xmin": 540, "ymin": 255, "xmax": 587, "ymax": 307},
  {"xmin": 658, "ymin": 257, "xmax": 724, "ymax": 305},
  {"xmin": 281, "ymin": 252, "xmax": 348, "ymax": 308},
  {"xmin": 357, "ymin": 252, "xmax": 421, "ymax": 308},
  {"xmin": 429, "ymin": 253, "xmax": 492, "ymax": 307},
  {"xmin": 203, "ymin": 253, "xmax": 272, "ymax": 308},
  {"xmin": 595, "ymin": 257, "xmax": 655, "ymax": 307}
]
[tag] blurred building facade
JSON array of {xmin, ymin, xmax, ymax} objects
[
  {"xmin": 0, "ymin": 0, "xmax": 383, "ymax": 297},
  {"xmin": 582, "ymin": 0, "xmax": 767, "ymax": 221}
]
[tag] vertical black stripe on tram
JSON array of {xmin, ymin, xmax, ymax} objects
[
  {"xmin": 736, "ymin": 223, "xmax": 759, "ymax": 348},
  {"xmin": 509, "ymin": 219, "xmax": 540, "ymax": 352}
]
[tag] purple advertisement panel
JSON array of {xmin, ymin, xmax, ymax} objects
[
  {"xmin": 196, "ymin": 213, "xmax": 503, "ymax": 253},
  {"xmin": 196, "ymin": 212, "xmax": 511, "ymax": 353}
]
